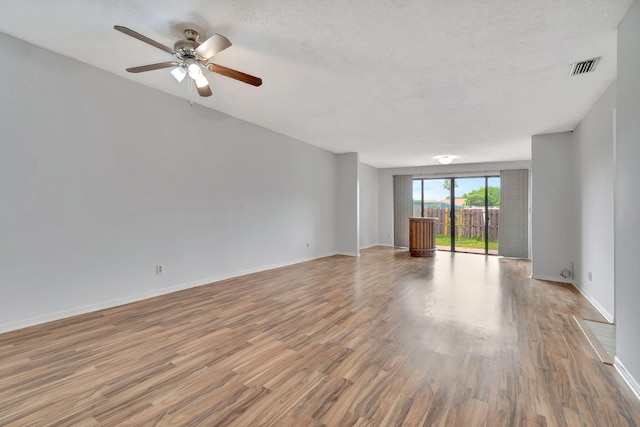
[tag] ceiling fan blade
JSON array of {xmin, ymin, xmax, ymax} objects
[
  {"xmin": 194, "ymin": 78, "xmax": 212, "ymax": 97},
  {"xmin": 206, "ymin": 64, "xmax": 263, "ymax": 87},
  {"xmin": 126, "ymin": 62, "xmax": 180, "ymax": 73},
  {"xmin": 195, "ymin": 34, "xmax": 232, "ymax": 60},
  {"xmin": 114, "ymin": 25, "xmax": 175, "ymax": 55}
]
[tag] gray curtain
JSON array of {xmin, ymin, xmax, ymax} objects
[
  {"xmin": 499, "ymin": 169, "xmax": 529, "ymax": 258},
  {"xmin": 393, "ymin": 175, "xmax": 413, "ymax": 247}
]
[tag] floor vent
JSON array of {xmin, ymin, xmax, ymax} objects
[{"xmin": 570, "ymin": 57, "xmax": 600, "ymax": 76}]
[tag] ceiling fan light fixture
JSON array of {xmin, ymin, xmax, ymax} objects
[
  {"xmin": 436, "ymin": 155, "xmax": 455, "ymax": 165},
  {"xmin": 170, "ymin": 66, "xmax": 187, "ymax": 82},
  {"xmin": 187, "ymin": 62, "xmax": 203, "ymax": 79}
]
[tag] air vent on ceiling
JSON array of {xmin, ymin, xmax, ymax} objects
[{"xmin": 569, "ymin": 57, "xmax": 600, "ymax": 76}]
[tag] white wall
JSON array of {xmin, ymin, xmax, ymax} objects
[
  {"xmin": 358, "ymin": 162, "xmax": 379, "ymax": 249},
  {"xmin": 0, "ymin": 33, "xmax": 338, "ymax": 332},
  {"xmin": 377, "ymin": 161, "xmax": 530, "ymax": 246},
  {"xmin": 336, "ymin": 153, "xmax": 360, "ymax": 256},
  {"xmin": 530, "ymin": 132, "xmax": 578, "ymax": 282},
  {"xmin": 615, "ymin": 0, "xmax": 640, "ymax": 396},
  {"xmin": 573, "ymin": 81, "xmax": 616, "ymax": 321}
]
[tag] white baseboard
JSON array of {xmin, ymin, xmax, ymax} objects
[
  {"xmin": 359, "ymin": 244, "xmax": 375, "ymax": 250},
  {"xmin": 336, "ymin": 251, "xmax": 361, "ymax": 257},
  {"xmin": 615, "ymin": 357, "xmax": 640, "ymax": 402},
  {"xmin": 531, "ymin": 274, "xmax": 614, "ymax": 323},
  {"xmin": 570, "ymin": 281, "xmax": 614, "ymax": 323},
  {"xmin": 359, "ymin": 243, "xmax": 392, "ymax": 250},
  {"xmin": 0, "ymin": 251, "xmax": 337, "ymax": 335},
  {"xmin": 531, "ymin": 274, "xmax": 573, "ymax": 284}
]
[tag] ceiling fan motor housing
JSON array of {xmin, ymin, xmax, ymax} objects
[{"xmin": 174, "ymin": 29, "xmax": 201, "ymax": 59}]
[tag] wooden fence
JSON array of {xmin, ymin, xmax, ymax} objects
[{"xmin": 413, "ymin": 207, "xmax": 499, "ymax": 241}]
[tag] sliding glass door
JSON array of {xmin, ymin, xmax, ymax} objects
[{"xmin": 413, "ymin": 176, "xmax": 500, "ymax": 255}]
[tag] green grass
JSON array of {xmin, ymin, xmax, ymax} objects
[{"xmin": 435, "ymin": 234, "xmax": 498, "ymax": 251}]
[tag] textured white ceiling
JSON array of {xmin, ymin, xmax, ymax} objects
[{"xmin": 0, "ymin": 0, "xmax": 631, "ymax": 167}]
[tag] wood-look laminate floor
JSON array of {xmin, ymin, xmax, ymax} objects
[{"xmin": 1, "ymin": 247, "xmax": 639, "ymax": 426}]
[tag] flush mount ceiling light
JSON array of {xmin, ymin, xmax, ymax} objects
[{"xmin": 436, "ymin": 155, "xmax": 455, "ymax": 165}]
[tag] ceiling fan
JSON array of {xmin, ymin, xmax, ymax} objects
[{"xmin": 114, "ymin": 25, "xmax": 262, "ymax": 97}]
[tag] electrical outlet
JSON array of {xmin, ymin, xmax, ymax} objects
[{"xmin": 156, "ymin": 265, "xmax": 163, "ymax": 274}]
